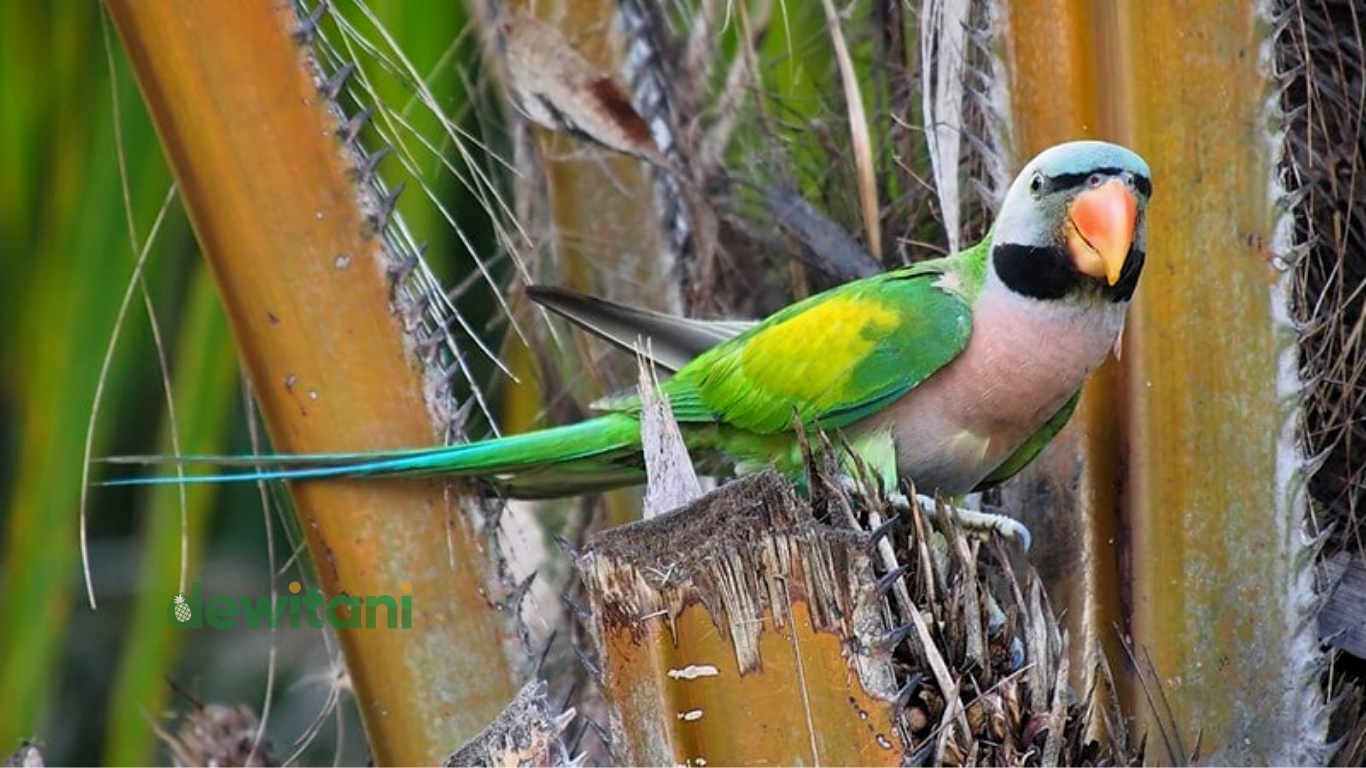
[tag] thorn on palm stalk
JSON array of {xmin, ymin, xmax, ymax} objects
[
  {"xmin": 416, "ymin": 327, "xmax": 453, "ymax": 366},
  {"xmin": 559, "ymin": 593, "xmax": 591, "ymax": 625},
  {"xmin": 293, "ymin": 0, "xmax": 331, "ymax": 45},
  {"xmin": 335, "ymin": 105, "xmax": 372, "ymax": 145},
  {"xmin": 552, "ymin": 534, "xmax": 581, "ymax": 560},
  {"xmin": 320, "ymin": 61, "xmax": 355, "ymax": 101},
  {"xmin": 437, "ymin": 358, "xmax": 463, "ymax": 390},
  {"xmin": 533, "ymin": 629, "xmax": 558, "ymax": 677},
  {"xmin": 563, "ymin": 719, "xmax": 589, "ymax": 761},
  {"xmin": 569, "ymin": 639, "xmax": 601, "ymax": 682},
  {"xmin": 409, "ymin": 300, "xmax": 458, "ymax": 352},
  {"xmin": 442, "ymin": 397, "xmax": 475, "ymax": 438},
  {"xmin": 876, "ymin": 563, "xmax": 913, "ymax": 596},
  {"xmin": 879, "ymin": 620, "xmax": 917, "ymax": 654},
  {"xmin": 584, "ymin": 717, "xmax": 613, "ymax": 754},
  {"xmin": 365, "ymin": 180, "xmax": 405, "ymax": 235},
  {"xmin": 355, "ymin": 145, "xmax": 390, "ymax": 182},
  {"xmin": 385, "ymin": 241, "xmax": 424, "ymax": 285},
  {"xmin": 894, "ymin": 672, "xmax": 927, "ymax": 713},
  {"xmin": 553, "ymin": 678, "xmax": 580, "ymax": 720},
  {"xmin": 504, "ymin": 570, "xmax": 538, "ymax": 614},
  {"xmin": 868, "ymin": 511, "xmax": 902, "ymax": 546}
]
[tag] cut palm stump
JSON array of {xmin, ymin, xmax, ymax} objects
[{"xmin": 576, "ymin": 471, "xmax": 907, "ymax": 766}]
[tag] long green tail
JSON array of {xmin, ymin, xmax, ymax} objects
[{"xmin": 101, "ymin": 414, "xmax": 647, "ymax": 499}]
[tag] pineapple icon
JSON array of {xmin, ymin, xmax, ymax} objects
[{"xmin": 173, "ymin": 592, "xmax": 192, "ymax": 623}]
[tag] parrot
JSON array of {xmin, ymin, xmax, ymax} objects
[{"xmin": 104, "ymin": 140, "xmax": 1152, "ymax": 525}]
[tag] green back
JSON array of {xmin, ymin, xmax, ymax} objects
[{"xmin": 604, "ymin": 247, "xmax": 986, "ymax": 436}]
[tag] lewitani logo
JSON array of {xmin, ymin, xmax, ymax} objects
[{"xmin": 167, "ymin": 581, "xmax": 412, "ymax": 629}]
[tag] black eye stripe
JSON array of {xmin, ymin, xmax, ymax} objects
[{"xmin": 1046, "ymin": 168, "xmax": 1152, "ymax": 198}]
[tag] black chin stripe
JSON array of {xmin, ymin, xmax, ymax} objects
[
  {"xmin": 993, "ymin": 243, "xmax": 1146, "ymax": 303},
  {"xmin": 993, "ymin": 243, "xmax": 1079, "ymax": 300}
]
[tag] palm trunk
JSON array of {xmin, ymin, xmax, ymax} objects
[
  {"xmin": 104, "ymin": 2, "xmax": 518, "ymax": 762},
  {"xmin": 1002, "ymin": 1, "xmax": 1326, "ymax": 762}
]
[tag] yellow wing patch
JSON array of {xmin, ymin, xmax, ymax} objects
[
  {"xmin": 668, "ymin": 264, "xmax": 971, "ymax": 436},
  {"xmin": 736, "ymin": 293, "xmax": 899, "ymax": 403}
]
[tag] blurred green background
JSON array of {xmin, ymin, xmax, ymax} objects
[
  {"xmin": 0, "ymin": 2, "xmax": 846, "ymax": 761},
  {"xmin": 0, "ymin": 3, "xmax": 492, "ymax": 764}
]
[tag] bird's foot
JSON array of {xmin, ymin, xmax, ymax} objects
[
  {"xmin": 832, "ymin": 476, "xmax": 1031, "ymax": 550},
  {"xmin": 895, "ymin": 492, "xmax": 1032, "ymax": 552}
]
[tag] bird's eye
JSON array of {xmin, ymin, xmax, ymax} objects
[
  {"xmin": 1087, "ymin": 172, "xmax": 1104, "ymax": 187},
  {"xmin": 1029, "ymin": 173, "xmax": 1043, "ymax": 196}
]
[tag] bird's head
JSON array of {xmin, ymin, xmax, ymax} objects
[{"xmin": 990, "ymin": 141, "xmax": 1152, "ymax": 303}]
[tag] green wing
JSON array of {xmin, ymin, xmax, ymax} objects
[{"xmin": 634, "ymin": 253, "xmax": 978, "ymax": 434}]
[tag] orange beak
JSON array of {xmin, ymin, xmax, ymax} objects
[{"xmin": 1065, "ymin": 178, "xmax": 1138, "ymax": 286}]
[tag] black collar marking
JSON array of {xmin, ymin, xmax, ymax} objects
[{"xmin": 993, "ymin": 243, "xmax": 1145, "ymax": 303}]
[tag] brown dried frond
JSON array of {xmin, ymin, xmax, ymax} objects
[
  {"xmin": 693, "ymin": 0, "xmax": 1008, "ymax": 307},
  {"xmin": 445, "ymin": 681, "xmax": 574, "ymax": 767},
  {"xmin": 1275, "ymin": 0, "xmax": 1366, "ymax": 759},
  {"xmin": 155, "ymin": 689, "xmax": 276, "ymax": 767},
  {"xmin": 881, "ymin": 499, "xmax": 1141, "ymax": 766},
  {"xmin": 1278, "ymin": 0, "xmax": 1366, "ymax": 555},
  {"xmin": 823, "ymin": 444, "xmax": 1139, "ymax": 766}
]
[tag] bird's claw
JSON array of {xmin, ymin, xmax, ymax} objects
[
  {"xmin": 901, "ymin": 492, "xmax": 1032, "ymax": 552},
  {"xmin": 833, "ymin": 476, "xmax": 1032, "ymax": 551}
]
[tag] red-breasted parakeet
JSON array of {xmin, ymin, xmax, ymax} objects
[{"xmin": 106, "ymin": 141, "xmax": 1152, "ymax": 514}]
